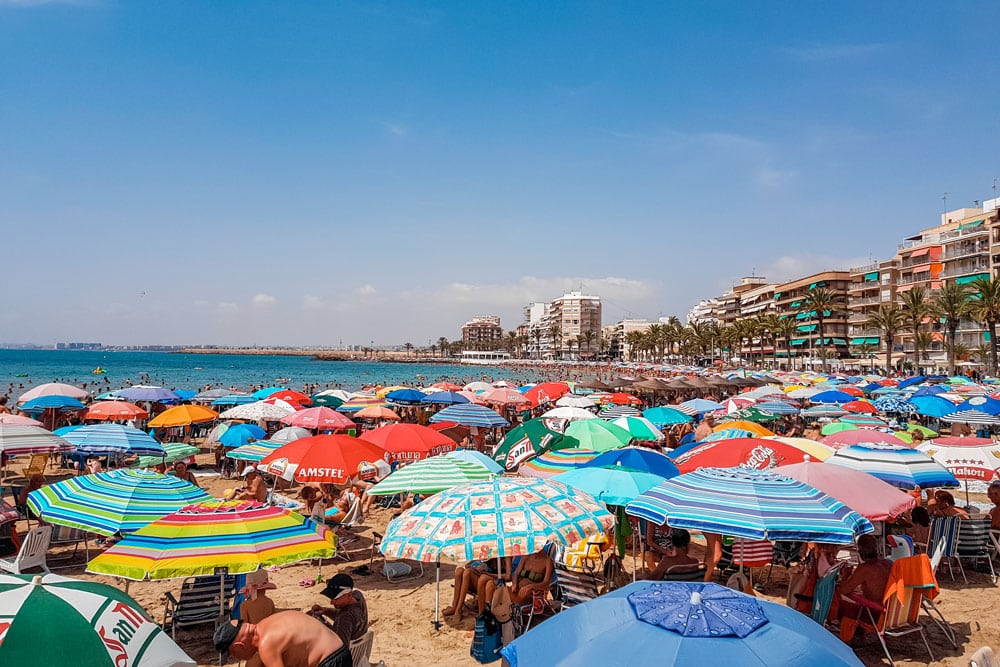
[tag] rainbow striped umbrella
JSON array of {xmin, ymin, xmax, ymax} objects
[
  {"xmin": 337, "ymin": 395, "xmax": 389, "ymax": 412},
  {"xmin": 86, "ymin": 501, "xmax": 336, "ymax": 580},
  {"xmin": 27, "ymin": 469, "xmax": 211, "ymax": 537},
  {"xmin": 518, "ymin": 449, "xmax": 601, "ymax": 478}
]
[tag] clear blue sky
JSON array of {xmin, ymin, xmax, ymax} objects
[{"xmin": 3, "ymin": 1, "xmax": 999, "ymax": 346}]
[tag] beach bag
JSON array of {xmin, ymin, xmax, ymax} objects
[
  {"xmin": 470, "ymin": 605, "xmax": 503, "ymax": 663},
  {"xmin": 601, "ymin": 553, "xmax": 628, "ymax": 594},
  {"xmin": 490, "ymin": 581, "xmax": 513, "ymax": 623},
  {"xmin": 383, "ymin": 561, "xmax": 411, "ymax": 578}
]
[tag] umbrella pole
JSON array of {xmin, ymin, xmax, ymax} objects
[{"xmin": 433, "ymin": 559, "xmax": 442, "ymax": 630}]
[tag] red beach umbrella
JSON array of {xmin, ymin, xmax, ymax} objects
[
  {"xmin": 359, "ymin": 423, "xmax": 458, "ymax": 463},
  {"xmin": 268, "ymin": 390, "xmax": 312, "ymax": 405},
  {"xmin": 83, "ymin": 401, "xmax": 149, "ymax": 421},
  {"xmin": 838, "ymin": 386, "xmax": 864, "ymax": 397},
  {"xmin": 842, "ymin": 400, "xmax": 877, "ymax": 414},
  {"xmin": 524, "ymin": 382, "xmax": 572, "ymax": 407},
  {"xmin": 259, "ymin": 434, "xmax": 390, "ymax": 484},
  {"xmin": 671, "ymin": 438, "xmax": 809, "ymax": 474}
]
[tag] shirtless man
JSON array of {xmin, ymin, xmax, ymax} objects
[
  {"xmin": 647, "ymin": 529, "xmax": 700, "ymax": 579},
  {"xmin": 214, "ymin": 610, "xmax": 349, "ymax": 667},
  {"xmin": 989, "ymin": 481, "xmax": 1000, "ymax": 530},
  {"xmin": 837, "ymin": 534, "xmax": 893, "ymax": 642},
  {"xmin": 229, "ymin": 466, "xmax": 267, "ymax": 502}
]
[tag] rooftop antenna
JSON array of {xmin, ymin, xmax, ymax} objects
[{"xmin": 942, "ymin": 192, "xmax": 949, "ymax": 214}]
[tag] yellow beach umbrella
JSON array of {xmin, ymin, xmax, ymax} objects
[
  {"xmin": 765, "ymin": 436, "xmax": 834, "ymax": 462},
  {"xmin": 714, "ymin": 420, "xmax": 774, "ymax": 437}
]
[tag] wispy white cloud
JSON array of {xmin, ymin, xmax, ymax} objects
[
  {"xmin": 757, "ymin": 253, "xmax": 871, "ymax": 283},
  {"xmin": 216, "ymin": 302, "xmax": 239, "ymax": 315},
  {"xmin": 252, "ymin": 293, "xmax": 277, "ymax": 308},
  {"xmin": 379, "ymin": 121, "xmax": 409, "ymax": 138},
  {"xmin": 782, "ymin": 42, "xmax": 887, "ymax": 61}
]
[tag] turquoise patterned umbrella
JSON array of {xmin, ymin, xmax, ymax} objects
[{"xmin": 27, "ymin": 469, "xmax": 211, "ymax": 536}]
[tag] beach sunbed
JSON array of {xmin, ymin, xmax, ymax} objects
[
  {"xmin": 0, "ymin": 525, "xmax": 51, "ymax": 574},
  {"xmin": 957, "ymin": 516, "xmax": 996, "ymax": 585},
  {"xmin": 162, "ymin": 575, "xmax": 237, "ymax": 639},
  {"xmin": 349, "ymin": 628, "xmax": 375, "ymax": 667}
]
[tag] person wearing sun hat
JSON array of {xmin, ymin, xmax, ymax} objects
[
  {"xmin": 238, "ymin": 569, "xmax": 278, "ymax": 624},
  {"xmin": 227, "ymin": 464, "xmax": 268, "ymax": 502},
  {"xmin": 308, "ymin": 572, "xmax": 369, "ymax": 646}
]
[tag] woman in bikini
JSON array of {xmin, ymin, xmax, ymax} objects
[{"xmin": 510, "ymin": 546, "xmax": 554, "ymax": 605}]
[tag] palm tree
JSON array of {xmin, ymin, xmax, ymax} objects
[
  {"xmin": 968, "ymin": 276, "xmax": 1000, "ymax": 374},
  {"xmin": 438, "ymin": 337, "xmax": 450, "ymax": 358},
  {"xmin": 915, "ymin": 331, "xmax": 934, "ymax": 370},
  {"xmin": 801, "ymin": 287, "xmax": 841, "ymax": 372},
  {"xmin": 898, "ymin": 287, "xmax": 934, "ymax": 370},
  {"xmin": 855, "ymin": 341, "xmax": 876, "ymax": 372},
  {"xmin": 580, "ymin": 330, "xmax": 596, "ymax": 359},
  {"xmin": 625, "ymin": 330, "xmax": 645, "ymax": 362},
  {"xmin": 548, "ymin": 324, "xmax": 562, "ymax": 359},
  {"xmin": 864, "ymin": 304, "xmax": 906, "ymax": 373},
  {"xmin": 404, "ymin": 342, "xmax": 414, "ymax": 357},
  {"xmin": 531, "ymin": 329, "xmax": 542, "ymax": 358},
  {"xmin": 772, "ymin": 316, "xmax": 799, "ymax": 371},
  {"xmin": 933, "ymin": 281, "xmax": 972, "ymax": 375}
]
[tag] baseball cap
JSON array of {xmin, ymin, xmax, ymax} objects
[
  {"xmin": 241, "ymin": 465, "xmax": 258, "ymax": 476},
  {"xmin": 213, "ymin": 619, "xmax": 242, "ymax": 653},
  {"xmin": 320, "ymin": 572, "xmax": 354, "ymax": 599}
]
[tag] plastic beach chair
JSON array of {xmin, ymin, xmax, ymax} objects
[
  {"xmin": 349, "ymin": 629, "xmax": 375, "ymax": 667},
  {"xmin": 0, "ymin": 525, "xmax": 51, "ymax": 574}
]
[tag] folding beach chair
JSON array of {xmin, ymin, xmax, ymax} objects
[
  {"xmin": 957, "ymin": 516, "xmax": 996, "ymax": 585},
  {"xmin": 511, "ymin": 588, "xmax": 557, "ymax": 637},
  {"xmin": 162, "ymin": 575, "xmax": 237, "ymax": 639},
  {"xmin": 809, "ymin": 562, "xmax": 844, "ymax": 627},
  {"xmin": 47, "ymin": 524, "xmax": 90, "ymax": 569},
  {"xmin": 928, "ymin": 516, "xmax": 961, "ymax": 582},
  {"xmin": 551, "ymin": 561, "xmax": 600, "ymax": 608},
  {"xmin": 764, "ymin": 540, "xmax": 803, "ymax": 587}
]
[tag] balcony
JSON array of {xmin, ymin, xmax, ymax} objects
[
  {"xmin": 848, "ymin": 282, "xmax": 880, "ymax": 294},
  {"xmin": 940, "ymin": 263, "xmax": 990, "ymax": 279},
  {"xmin": 849, "ymin": 296, "xmax": 883, "ymax": 307},
  {"xmin": 897, "ymin": 274, "xmax": 932, "ymax": 285},
  {"xmin": 943, "ymin": 244, "xmax": 989, "ymax": 260},
  {"xmin": 849, "ymin": 262, "xmax": 880, "ymax": 275}
]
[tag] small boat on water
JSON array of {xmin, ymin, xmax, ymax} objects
[
  {"xmin": 92, "ymin": 367, "xmax": 107, "ymax": 374},
  {"xmin": 276, "ymin": 377, "xmax": 291, "ymax": 383}
]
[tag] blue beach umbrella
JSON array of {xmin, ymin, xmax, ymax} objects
[
  {"xmin": 911, "ymin": 385, "xmax": 947, "ymax": 397},
  {"xmin": 872, "ymin": 396, "xmax": 917, "ymax": 414},
  {"xmin": 172, "ymin": 389, "xmax": 197, "ymax": 401},
  {"xmin": 219, "ymin": 423, "xmax": 267, "ymax": 448},
  {"xmin": 953, "ymin": 395, "xmax": 1000, "ymax": 415},
  {"xmin": 445, "ymin": 449, "xmax": 503, "ymax": 474},
  {"xmin": 252, "ymin": 386, "xmax": 286, "ymax": 400},
  {"xmin": 626, "ymin": 467, "xmax": 873, "ymax": 544},
  {"xmin": 583, "ymin": 448, "xmax": 679, "ymax": 479},
  {"xmin": 704, "ymin": 428, "xmax": 755, "ymax": 441},
  {"xmin": 554, "ymin": 466, "xmax": 669, "ymax": 506},
  {"xmin": 19, "ymin": 396, "xmax": 86, "ymax": 413},
  {"xmin": 421, "ymin": 391, "xmax": 470, "ymax": 405},
  {"xmin": 826, "ymin": 443, "xmax": 960, "ymax": 490},
  {"xmin": 116, "ymin": 386, "xmax": 179, "ymax": 403},
  {"xmin": 61, "ymin": 424, "xmax": 166, "ymax": 457},
  {"xmin": 501, "ymin": 581, "xmax": 863, "ymax": 667},
  {"xmin": 642, "ymin": 407, "xmax": 693, "ymax": 427},
  {"xmin": 897, "ymin": 376, "xmax": 927, "ymax": 389},
  {"xmin": 910, "ymin": 395, "xmax": 958, "ymax": 418},
  {"xmin": 429, "ymin": 404, "xmax": 509, "ymax": 428},
  {"xmin": 809, "ymin": 390, "xmax": 854, "ymax": 404},
  {"xmin": 754, "ymin": 401, "xmax": 799, "ymax": 415},
  {"xmin": 385, "ymin": 388, "xmax": 428, "ymax": 405},
  {"xmin": 211, "ymin": 394, "xmax": 257, "ymax": 406},
  {"xmin": 679, "ymin": 398, "xmax": 725, "ymax": 413}
]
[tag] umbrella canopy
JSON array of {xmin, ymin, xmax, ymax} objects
[
  {"xmin": 251, "ymin": 387, "xmax": 286, "ymax": 400},
  {"xmin": 482, "ymin": 388, "xmax": 531, "ymax": 406},
  {"xmin": 821, "ymin": 429, "xmax": 908, "ymax": 449},
  {"xmin": 83, "ymin": 401, "xmax": 149, "ymax": 421},
  {"xmin": 916, "ymin": 440, "xmax": 1000, "ymax": 482},
  {"xmin": 269, "ymin": 426, "xmax": 313, "ymax": 443},
  {"xmin": 493, "ymin": 420, "xmax": 574, "ymax": 470},
  {"xmin": 779, "ymin": 461, "xmax": 915, "ymax": 521},
  {"xmin": 820, "ymin": 422, "xmax": 857, "ymax": 436},
  {"xmin": 19, "ymin": 395, "xmax": 87, "ymax": 413},
  {"xmin": 808, "ymin": 390, "xmax": 855, "ymax": 404},
  {"xmin": 379, "ymin": 477, "xmax": 614, "ymax": 563},
  {"xmin": 0, "ymin": 573, "xmax": 195, "ymax": 667},
  {"xmin": 421, "ymin": 391, "xmax": 470, "ymax": 405},
  {"xmin": 523, "ymin": 382, "xmax": 572, "ymax": 407},
  {"xmin": 583, "ymin": 448, "xmax": 679, "ymax": 478},
  {"xmin": 281, "ymin": 406, "xmax": 356, "ymax": 431},
  {"xmin": 540, "ymin": 406, "xmax": 597, "ymax": 422},
  {"xmin": 940, "ymin": 409, "xmax": 1000, "ymax": 425},
  {"xmin": 0, "ymin": 413, "xmax": 42, "ymax": 426},
  {"xmin": 554, "ymin": 466, "xmax": 670, "ymax": 506},
  {"xmin": 670, "ymin": 438, "xmax": 809, "ymax": 473},
  {"xmin": 367, "ymin": 456, "xmax": 494, "ymax": 496},
  {"xmin": 500, "ymin": 581, "xmax": 863, "ymax": 667},
  {"xmin": 754, "ymin": 401, "xmax": 799, "ymax": 415},
  {"xmin": 764, "ymin": 437, "xmax": 835, "ymax": 462},
  {"xmin": 872, "ymin": 396, "xmax": 916, "ymax": 414},
  {"xmin": 555, "ymin": 395, "xmax": 597, "ymax": 409},
  {"xmin": 16, "ymin": 382, "xmax": 88, "ymax": 403},
  {"xmin": 626, "ymin": 467, "xmax": 873, "ymax": 544},
  {"xmin": 193, "ymin": 388, "xmax": 243, "ymax": 402},
  {"xmin": 61, "ymin": 424, "xmax": 165, "ymax": 457},
  {"xmin": 225, "ymin": 440, "xmax": 283, "ymax": 462},
  {"xmin": 354, "ymin": 406, "xmax": 402, "ymax": 421},
  {"xmin": 148, "ymin": 404, "xmax": 218, "ymax": 428},
  {"xmin": 953, "ymin": 395, "xmax": 1000, "ymax": 415},
  {"xmin": 610, "ymin": 416, "xmax": 664, "ymax": 442},
  {"xmin": 429, "ymin": 404, "xmax": 509, "ymax": 428},
  {"xmin": 841, "ymin": 400, "xmax": 877, "ymax": 414},
  {"xmin": 679, "ymin": 398, "xmax": 725, "ymax": 413},
  {"xmin": 518, "ymin": 448, "xmax": 601, "ymax": 478},
  {"xmin": 309, "ymin": 394, "xmax": 344, "ymax": 408},
  {"xmin": 87, "ymin": 501, "xmax": 336, "ymax": 580},
  {"xmin": 385, "ymin": 388, "xmax": 428, "ymax": 405},
  {"xmin": 259, "ymin": 434, "xmax": 390, "ymax": 484},
  {"xmin": 218, "ymin": 423, "xmax": 267, "ymax": 448},
  {"xmin": 116, "ymin": 386, "xmax": 179, "ymax": 403},
  {"xmin": 133, "ymin": 442, "xmax": 200, "ymax": 468},
  {"xmin": 597, "ymin": 405, "xmax": 643, "ymax": 420},
  {"xmin": 911, "ymin": 395, "xmax": 959, "ymax": 418},
  {"xmin": 712, "ymin": 420, "xmax": 774, "ymax": 437},
  {"xmin": 219, "ymin": 400, "xmax": 294, "ymax": 421},
  {"xmin": 446, "ymin": 449, "xmax": 503, "ymax": 474},
  {"xmin": 564, "ymin": 419, "xmax": 634, "ymax": 452},
  {"xmin": 826, "ymin": 444, "xmax": 960, "ymax": 490},
  {"xmin": 27, "ymin": 469, "xmax": 211, "ymax": 537},
  {"xmin": 0, "ymin": 424, "xmax": 73, "ymax": 455},
  {"xmin": 642, "ymin": 407, "xmax": 693, "ymax": 427},
  {"xmin": 358, "ymin": 423, "xmax": 457, "ymax": 462},
  {"xmin": 337, "ymin": 396, "xmax": 390, "ymax": 412},
  {"xmin": 267, "ymin": 389, "xmax": 311, "ymax": 405}
]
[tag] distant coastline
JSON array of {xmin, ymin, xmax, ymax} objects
[{"xmin": 174, "ymin": 348, "xmax": 461, "ymax": 364}]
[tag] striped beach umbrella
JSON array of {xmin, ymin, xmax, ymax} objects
[
  {"xmin": 446, "ymin": 449, "xmax": 503, "ymax": 474},
  {"xmin": 939, "ymin": 409, "xmax": 1000, "ymax": 426},
  {"xmin": 764, "ymin": 437, "xmax": 835, "ymax": 462},
  {"xmin": 0, "ymin": 413, "xmax": 42, "ymax": 426},
  {"xmin": 704, "ymin": 428, "xmax": 756, "ymax": 441},
  {"xmin": 712, "ymin": 420, "xmax": 774, "ymax": 437},
  {"xmin": 367, "ymin": 456, "xmax": 494, "ymax": 496},
  {"xmin": 679, "ymin": 398, "xmax": 725, "ymax": 413},
  {"xmin": 60, "ymin": 424, "xmax": 166, "ymax": 457},
  {"xmin": 610, "ymin": 416, "xmax": 664, "ymax": 442},
  {"xmin": 379, "ymin": 477, "xmax": 614, "ymax": 563},
  {"xmin": 132, "ymin": 442, "xmax": 200, "ymax": 468},
  {"xmin": 86, "ymin": 501, "xmax": 336, "ymax": 580},
  {"xmin": 27, "ymin": 469, "xmax": 211, "ymax": 537},
  {"xmin": 0, "ymin": 573, "xmax": 195, "ymax": 667},
  {"xmin": 337, "ymin": 396, "xmax": 389, "ymax": 412},
  {"xmin": 754, "ymin": 401, "xmax": 799, "ymax": 415},
  {"xmin": 0, "ymin": 424, "xmax": 73, "ymax": 455},
  {"xmin": 518, "ymin": 448, "xmax": 601, "ymax": 478},
  {"xmin": 564, "ymin": 419, "xmax": 634, "ymax": 452},
  {"xmin": 826, "ymin": 444, "xmax": 960, "ymax": 490},
  {"xmin": 226, "ymin": 440, "xmax": 283, "ymax": 462},
  {"xmin": 429, "ymin": 404, "xmax": 509, "ymax": 428},
  {"xmin": 19, "ymin": 395, "xmax": 87, "ymax": 413},
  {"xmin": 626, "ymin": 467, "xmax": 873, "ymax": 544},
  {"xmin": 598, "ymin": 405, "xmax": 643, "ymax": 420},
  {"xmin": 800, "ymin": 405, "xmax": 848, "ymax": 418}
]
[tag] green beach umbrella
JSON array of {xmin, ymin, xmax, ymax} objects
[
  {"xmin": 131, "ymin": 442, "xmax": 200, "ymax": 468},
  {"xmin": 733, "ymin": 407, "xmax": 781, "ymax": 423},
  {"xmin": 894, "ymin": 431, "xmax": 914, "ymax": 444},
  {"xmin": 367, "ymin": 456, "xmax": 494, "ymax": 496},
  {"xmin": 310, "ymin": 394, "xmax": 344, "ymax": 408},
  {"xmin": 0, "ymin": 573, "xmax": 195, "ymax": 667},
  {"xmin": 820, "ymin": 422, "xmax": 858, "ymax": 436},
  {"xmin": 564, "ymin": 419, "xmax": 633, "ymax": 452},
  {"xmin": 906, "ymin": 424, "xmax": 938, "ymax": 437},
  {"xmin": 492, "ymin": 419, "xmax": 575, "ymax": 470}
]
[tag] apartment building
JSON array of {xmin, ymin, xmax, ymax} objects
[
  {"xmin": 773, "ymin": 271, "xmax": 851, "ymax": 363},
  {"xmin": 461, "ymin": 315, "xmax": 503, "ymax": 350},
  {"xmin": 847, "ymin": 259, "xmax": 897, "ymax": 363},
  {"xmin": 546, "ymin": 292, "xmax": 602, "ymax": 359}
]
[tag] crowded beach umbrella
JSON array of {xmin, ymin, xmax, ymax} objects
[
  {"xmin": 0, "ymin": 413, "xmax": 42, "ymax": 426},
  {"xmin": 779, "ymin": 460, "xmax": 915, "ymax": 521},
  {"xmin": 0, "ymin": 424, "xmax": 73, "ymax": 456},
  {"xmin": 226, "ymin": 440, "xmax": 283, "ymax": 463},
  {"xmin": 482, "ymin": 387, "xmax": 531, "ymax": 406},
  {"xmin": 733, "ymin": 406, "xmax": 782, "ymax": 423},
  {"xmin": 421, "ymin": 391, "xmax": 469, "ymax": 406},
  {"xmin": 838, "ymin": 414, "xmax": 889, "ymax": 427},
  {"xmin": 219, "ymin": 400, "xmax": 293, "ymax": 421},
  {"xmin": 906, "ymin": 424, "xmax": 939, "ymax": 438},
  {"xmin": 753, "ymin": 401, "xmax": 799, "ymax": 415},
  {"xmin": 493, "ymin": 420, "xmax": 575, "ymax": 470},
  {"xmin": 367, "ymin": 456, "xmax": 494, "ymax": 496},
  {"xmin": 669, "ymin": 438, "xmax": 811, "ymax": 474},
  {"xmin": 940, "ymin": 409, "xmax": 1000, "ymax": 426},
  {"xmin": 259, "ymin": 434, "xmax": 390, "ymax": 485},
  {"xmin": 87, "ymin": 501, "xmax": 336, "ymax": 580},
  {"xmin": 555, "ymin": 395, "xmax": 597, "ymax": 409},
  {"xmin": 337, "ymin": 395, "xmax": 390, "ymax": 412},
  {"xmin": 193, "ymin": 388, "xmax": 242, "ymax": 402},
  {"xmin": 218, "ymin": 423, "xmax": 267, "ymax": 448},
  {"xmin": 500, "ymin": 581, "xmax": 863, "ymax": 667},
  {"xmin": 821, "ymin": 429, "xmax": 908, "ymax": 449},
  {"xmin": 917, "ymin": 438, "xmax": 1000, "ymax": 483},
  {"xmin": 712, "ymin": 420, "xmax": 774, "ymax": 437},
  {"xmin": 211, "ymin": 394, "xmax": 257, "ymax": 406},
  {"xmin": 518, "ymin": 449, "xmax": 601, "ymax": 479},
  {"xmin": 841, "ymin": 400, "xmax": 877, "ymax": 414},
  {"xmin": 826, "ymin": 444, "xmax": 960, "ymax": 490},
  {"xmin": 679, "ymin": 398, "xmax": 725, "ymax": 413},
  {"xmin": 116, "ymin": 386, "xmax": 180, "ymax": 403},
  {"xmin": 554, "ymin": 465, "xmax": 671, "ymax": 506},
  {"xmin": 251, "ymin": 387, "xmax": 286, "ymax": 400},
  {"xmin": 597, "ymin": 405, "xmax": 642, "ymax": 420},
  {"xmin": 429, "ymin": 403, "xmax": 509, "ymax": 428},
  {"xmin": 267, "ymin": 389, "xmax": 311, "ymax": 405},
  {"xmin": 354, "ymin": 406, "xmax": 402, "ymax": 421},
  {"xmin": 523, "ymin": 382, "xmax": 573, "ymax": 406},
  {"xmin": 564, "ymin": 419, "xmax": 634, "ymax": 453},
  {"xmin": 359, "ymin": 423, "xmax": 458, "ymax": 462},
  {"xmin": 16, "ymin": 382, "xmax": 88, "ymax": 403},
  {"xmin": 541, "ymin": 406, "xmax": 597, "ymax": 422},
  {"xmin": 785, "ymin": 386, "xmax": 823, "ymax": 399},
  {"xmin": 269, "ymin": 426, "xmax": 312, "ymax": 443},
  {"xmin": 610, "ymin": 416, "xmax": 664, "ymax": 442},
  {"xmin": 820, "ymin": 421, "xmax": 857, "ymax": 436},
  {"xmin": 83, "ymin": 400, "xmax": 149, "ymax": 421},
  {"xmin": 953, "ymin": 395, "xmax": 1000, "ymax": 414},
  {"xmin": 872, "ymin": 396, "xmax": 917, "ymax": 414},
  {"xmin": 18, "ymin": 395, "xmax": 87, "ymax": 413},
  {"xmin": 584, "ymin": 448, "xmax": 678, "ymax": 477},
  {"xmin": 910, "ymin": 395, "xmax": 958, "ymax": 418},
  {"xmin": 808, "ymin": 390, "xmax": 855, "ymax": 404},
  {"xmin": 704, "ymin": 428, "xmax": 756, "ymax": 441},
  {"xmin": 376, "ymin": 385, "xmax": 410, "ymax": 398},
  {"xmin": 446, "ymin": 449, "xmax": 503, "ymax": 473},
  {"xmin": 763, "ymin": 437, "xmax": 835, "ymax": 462},
  {"xmin": 315, "ymin": 389, "xmax": 353, "ymax": 402},
  {"xmin": 626, "ymin": 467, "xmax": 873, "ymax": 544},
  {"xmin": 28, "ymin": 469, "xmax": 211, "ymax": 537},
  {"xmin": 281, "ymin": 406, "xmax": 356, "ymax": 431},
  {"xmin": 147, "ymin": 404, "xmax": 218, "ymax": 428},
  {"xmin": 61, "ymin": 424, "xmax": 166, "ymax": 457},
  {"xmin": 602, "ymin": 393, "xmax": 643, "ymax": 406},
  {"xmin": 461, "ymin": 381, "xmax": 492, "ymax": 393},
  {"xmin": 642, "ymin": 406, "xmax": 692, "ymax": 427},
  {"xmin": 385, "ymin": 388, "xmax": 428, "ymax": 405},
  {"xmin": 309, "ymin": 394, "xmax": 344, "ymax": 408},
  {"xmin": 133, "ymin": 442, "xmax": 201, "ymax": 468},
  {"xmin": 0, "ymin": 573, "xmax": 196, "ymax": 667}
]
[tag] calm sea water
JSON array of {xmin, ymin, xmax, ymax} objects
[{"xmin": 0, "ymin": 349, "xmax": 538, "ymax": 401}]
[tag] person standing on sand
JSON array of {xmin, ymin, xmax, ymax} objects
[{"xmin": 214, "ymin": 611, "xmax": 349, "ymax": 667}]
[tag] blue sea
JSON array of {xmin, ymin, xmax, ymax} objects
[{"xmin": 0, "ymin": 349, "xmax": 538, "ymax": 401}]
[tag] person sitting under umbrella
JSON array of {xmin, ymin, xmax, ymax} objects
[
  {"xmin": 214, "ymin": 610, "xmax": 348, "ymax": 667},
  {"xmin": 836, "ymin": 534, "xmax": 893, "ymax": 643},
  {"xmin": 646, "ymin": 529, "xmax": 699, "ymax": 579},
  {"xmin": 173, "ymin": 460, "xmax": 199, "ymax": 487},
  {"xmin": 228, "ymin": 466, "xmax": 268, "ymax": 503},
  {"xmin": 510, "ymin": 545, "xmax": 555, "ymax": 606},
  {"xmin": 308, "ymin": 573, "xmax": 369, "ymax": 646},
  {"xmin": 931, "ymin": 490, "xmax": 969, "ymax": 519}
]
